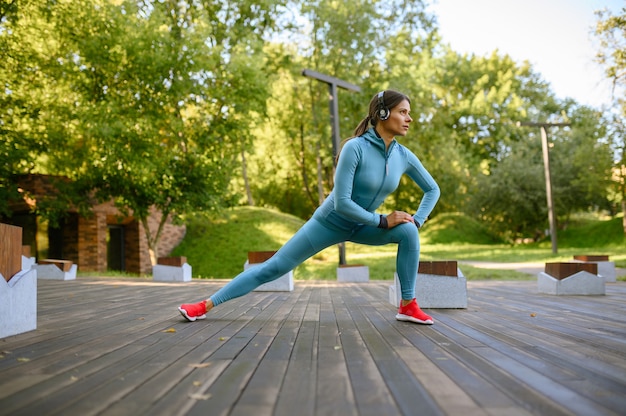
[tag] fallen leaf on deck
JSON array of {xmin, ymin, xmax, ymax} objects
[
  {"xmin": 530, "ymin": 313, "xmax": 537, "ymax": 317},
  {"xmin": 162, "ymin": 328, "xmax": 177, "ymax": 333},
  {"xmin": 193, "ymin": 381, "xmax": 201, "ymax": 387},
  {"xmin": 188, "ymin": 363, "xmax": 211, "ymax": 368},
  {"xmin": 17, "ymin": 357, "xmax": 30, "ymax": 362},
  {"xmin": 334, "ymin": 346, "xmax": 342, "ymax": 350},
  {"xmin": 189, "ymin": 393, "xmax": 212, "ymax": 400},
  {"xmin": 219, "ymin": 337, "xmax": 227, "ymax": 341}
]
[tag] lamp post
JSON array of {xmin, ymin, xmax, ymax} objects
[
  {"xmin": 302, "ymin": 69, "xmax": 361, "ymax": 265},
  {"xmin": 517, "ymin": 121, "xmax": 570, "ymax": 254}
]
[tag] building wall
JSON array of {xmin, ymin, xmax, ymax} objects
[
  {"xmin": 10, "ymin": 174, "xmax": 186, "ymax": 275},
  {"xmin": 78, "ymin": 212, "xmax": 107, "ymax": 273}
]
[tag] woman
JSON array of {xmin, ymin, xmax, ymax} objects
[{"xmin": 178, "ymin": 90, "xmax": 440, "ymax": 324}]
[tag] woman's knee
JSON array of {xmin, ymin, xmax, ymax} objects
[{"xmin": 395, "ymin": 222, "xmax": 419, "ymax": 243}]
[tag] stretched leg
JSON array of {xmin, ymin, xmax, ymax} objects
[
  {"xmin": 179, "ymin": 218, "xmax": 347, "ymax": 320},
  {"xmin": 351, "ymin": 222, "xmax": 419, "ymax": 299},
  {"xmin": 351, "ymin": 222, "xmax": 433, "ymax": 324}
]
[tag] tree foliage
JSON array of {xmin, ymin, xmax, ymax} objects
[
  {"xmin": 0, "ymin": 0, "xmax": 620, "ymax": 251},
  {"xmin": 594, "ymin": 7, "xmax": 626, "ymax": 232}
]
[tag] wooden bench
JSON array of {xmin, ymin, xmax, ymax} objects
[
  {"xmin": 40, "ymin": 259, "xmax": 73, "ymax": 272},
  {"xmin": 538, "ymin": 262, "xmax": 604, "ymax": 295},
  {"xmin": 35, "ymin": 258, "xmax": 77, "ymax": 280},
  {"xmin": 390, "ymin": 260, "xmax": 467, "ymax": 309},
  {"xmin": 544, "ymin": 262, "xmax": 598, "ymax": 280},
  {"xmin": 572, "ymin": 255, "xmax": 616, "ymax": 283},
  {"xmin": 153, "ymin": 256, "xmax": 191, "ymax": 282},
  {"xmin": 1, "ymin": 223, "xmax": 37, "ymax": 338}
]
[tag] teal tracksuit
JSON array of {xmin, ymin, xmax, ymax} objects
[{"xmin": 210, "ymin": 128, "xmax": 440, "ymax": 305}]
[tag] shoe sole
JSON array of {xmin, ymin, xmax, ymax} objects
[
  {"xmin": 178, "ymin": 307, "xmax": 206, "ymax": 322},
  {"xmin": 395, "ymin": 313, "xmax": 433, "ymax": 325}
]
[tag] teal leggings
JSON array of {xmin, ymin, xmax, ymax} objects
[{"xmin": 210, "ymin": 217, "xmax": 420, "ymax": 306}]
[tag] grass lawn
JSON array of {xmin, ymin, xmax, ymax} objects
[{"xmin": 167, "ymin": 207, "xmax": 625, "ymax": 281}]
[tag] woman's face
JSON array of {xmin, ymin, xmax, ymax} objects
[{"xmin": 381, "ymin": 99, "xmax": 412, "ymax": 136}]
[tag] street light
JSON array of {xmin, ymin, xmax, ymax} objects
[{"xmin": 517, "ymin": 121, "xmax": 571, "ymax": 254}]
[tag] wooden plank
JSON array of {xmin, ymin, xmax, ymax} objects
[
  {"xmin": 39, "ymin": 259, "xmax": 73, "ymax": 272},
  {"xmin": 247, "ymin": 251, "xmax": 276, "ymax": 264},
  {"xmin": 573, "ymin": 255, "xmax": 609, "ymax": 262},
  {"xmin": 0, "ymin": 222, "xmax": 22, "ymax": 282},
  {"xmin": 544, "ymin": 262, "xmax": 597, "ymax": 279},
  {"xmin": 315, "ymin": 286, "xmax": 358, "ymax": 415},
  {"xmin": 332, "ymin": 291, "xmax": 400, "ymax": 415},
  {"xmin": 341, "ymin": 290, "xmax": 443, "ymax": 416},
  {"xmin": 1, "ymin": 279, "xmax": 626, "ymax": 416},
  {"xmin": 273, "ymin": 289, "xmax": 318, "ymax": 416},
  {"xmin": 419, "ymin": 260, "xmax": 458, "ymax": 276},
  {"xmin": 157, "ymin": 256, "xmax": 187, "ymax": 266},
  {"xmin": 229, "ymin": 290, "xmax": 306, "ymax": 416}
]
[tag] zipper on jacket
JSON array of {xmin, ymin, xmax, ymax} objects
[{"xmin": 366, "ymin": 141, "xmax": 394, "ymax": 211}]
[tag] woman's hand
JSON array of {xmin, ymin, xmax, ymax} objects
[{"xmin": 385, "ymin": 211, "xmax": 415, "ymax": 228}]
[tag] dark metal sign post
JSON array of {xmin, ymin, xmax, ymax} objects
[
  {"xmin": 302, "ymin": 69, "xmax": 361, "ymax": 265},
  {"xmin": 518, "ymin": 121, "xmax": 571, "ymax": 254}
]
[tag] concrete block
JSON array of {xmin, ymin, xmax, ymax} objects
[
  {"xmin": 244, "ymin": 260, "xmax": 294, "ymax": 292},
  {"xmin": 538, "ymin": 271, "xmax": 605, "ymax": 295},
  {"xmin": 35, "ymin": 263, "xmax": 77, "ymax": 280},
  {"xmin": 0, "ymin": 267, "xmax": 37, "ymax": 338},
  {"xmin": 389, "ymin": 268, "xmax": 467, "ymax": 309},
  {"xmin": 21, "ymin": 255, "xmax": 36, "ymax": 271},
  {"xmin": 572, "ymin": 259, "xmax": 616, "ymax": 283},
  {"xmin": 337, "ymin": 265, "xmax": 369, "ymax": 282},
  {"xmin": 153, "ymin": 263, "xmax": 192, "ymax": 282}
]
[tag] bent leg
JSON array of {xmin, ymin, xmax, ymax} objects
[
  {"xmin": 210, "ymin": 218, "xmax": 347, "ymax": 306},
  {"xmin": 351, "ymin": 222, "xmax": 420, "ymax": 300}
]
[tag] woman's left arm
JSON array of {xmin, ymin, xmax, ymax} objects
[{"xmin": 405, "ymin": 150, "xmax": 440, "ymax": 227}]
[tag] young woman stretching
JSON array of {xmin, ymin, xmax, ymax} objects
[{"xmin": 179, "ymin": 90, "xmax": 440, "ymax": 324}]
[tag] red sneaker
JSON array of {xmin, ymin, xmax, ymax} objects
[
  {"xmin": 178, "ymin": 302, "xmax": 207, "ymax": 322},
  {"xmin": 396, "ymin": 299, "xmax": 433, "ymax": 324}
]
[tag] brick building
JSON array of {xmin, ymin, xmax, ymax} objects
[{"xmin": 4, "ymin": 174, "xmax": 185, "ymax": 275}]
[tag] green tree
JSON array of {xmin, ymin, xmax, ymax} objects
[
  {"xmin": 242, "ymin": 0, "xmax": 435, "ymax": 218},
  {"xmin": 0, "ymin": 0, "xmax": 282, "ymax": 264},
  {"xmin": 468, "ymin": 137, "xmax": 546, "ymax": 241},
  {"xmin": 0, "ymin": 0, "xmax": 77, "ymax": 217},
  {"xmin": 594, "ymin": 7, "xmax": 626, "ymax": 232},
  {"xmin": 468, "ymin": 103, "xmax": 613, "ymax": 241}
]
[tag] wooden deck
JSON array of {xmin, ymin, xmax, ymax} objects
[{"xmin": 1, "ymin": 278, "xmax": 625, "ymax": 416}]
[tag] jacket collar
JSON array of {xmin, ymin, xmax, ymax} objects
[{"xmin": 363, "ymin": 128, "xmax": 395, "ymax": 153}]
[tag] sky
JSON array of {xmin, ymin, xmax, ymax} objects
[{"xmin": 428, "ymin": 0, "xmax": 624, "ymax": 109}]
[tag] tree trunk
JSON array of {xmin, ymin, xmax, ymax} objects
[
  {"xmin": 140, "ymin": 210, "xmax": 170, "ymax": 266},
  {"xmin": 316, "ymin": 139, "xmax": 324, "ymax": 205},
  {"xmin": 297, "ymin": 123, "xmax": 316, "ymax": 208},
  {"xmin": 241, "ymin": 149, "xmax": 255, "ymax": 206},
  {"xmin": 622, "ymin": 199, "xmax": 626, "ymax": 234}
]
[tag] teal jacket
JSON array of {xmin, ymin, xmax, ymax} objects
[{"xmin": 313, "ymin": 128, "xmax": 440, "ymax": 229}]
